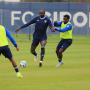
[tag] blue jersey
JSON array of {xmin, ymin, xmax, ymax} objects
[{"xmin": 19, "ymin": 16, "xmax": 53, "ymax": 37}]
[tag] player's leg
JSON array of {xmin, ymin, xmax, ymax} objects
[
  {"xmin": 56, "ymin": 48, "xmax": 64, "ymax": 67},
  {"xmin": 40, "ymin": 40, "xmax": 47, "ymax": 61},
  {"xmin": 1, "ymin": 46, "xmax": 23, "ymax": 78},
  {"xmin": 56, "ymin": 40, "xmax": 64, "ymax": 67},
  {"xmin": 9, "ymin": 57, "xmax": 23, "ymax": 78},
  {"xmin": 30, "ymin": 38, "xmax": 39, "ymax": 61},
  {"xmin": 39, "ymin": 40, "xmax": 47, "ymax": 67},
  {"xmin": 56, "ymin": 39, "xmax": 72, "ymax": 67},
  {"xmin": 31, "ymin": 44, "xmax": 37, "ymax": 57}
]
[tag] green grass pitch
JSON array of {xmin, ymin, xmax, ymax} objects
[{"xmin": 0, "ymin": 34, "xmax": 90, "ymax": 90}]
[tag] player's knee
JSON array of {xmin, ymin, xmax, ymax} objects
[
  {"xmin": 41, "ymin": 44, "xmax": 45, "ymax": 48},
  {"xmin": 59, "ymin": 48, "xmax": 64, "ymax": 54},
  {"xmin": 41, "ymin": 41, "xmax": 46, "ymax": 48},
  {"xmin": 56, "ymin": 49, "xmax": 62, "ymax": 55},
  {"xmin": 58, "ymin": 51, "xmax": 62, "ymax": 55}
]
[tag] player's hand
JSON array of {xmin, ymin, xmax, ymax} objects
[
  {"xmin": 15, "ymin": 29, "xmax": 20, "ymax": 33},
  {"xmin": 51, "ymin": 27, "xmax": 56, "ymax": 32},
  {"xmin": 52, "ymin": 29, "xmax": 56, "ymax": 32},
  {"xmin": 16, "ymin": 47, "xmax": 19, "ymax": 51}
]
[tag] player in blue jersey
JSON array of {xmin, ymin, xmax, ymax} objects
[
  {"xmin": 54, "ymin": 15, "xmax": 73, "ymax": 67},
  {"xmin": 0, "ymin": 24, "xmax": 23, "ymax": 78},
  {"xmin": 15, "ymin": 10, "xmax": 55, "ymax": 67}
]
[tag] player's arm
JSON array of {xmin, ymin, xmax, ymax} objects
[
  {"xmin": 48, "ymin": 18, "xmax": 55, "ymax": 32},
  {"xmin": 15, "ymin": 17, "xmax": 37, "ymax": 33},
  {"xmin": 55, "ymin": 24, "xmax": 72, "ymax": 32},
  {"xmin": 6, "ymin": 29, "xmax": 19, "ymax": 51}
]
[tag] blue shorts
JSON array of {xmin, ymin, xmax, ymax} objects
[
  {"xmin": 32, "ymin": 34, "xmax": 47, "ymax": 47},
  {"xmin": 56, "ymin": 39, "xmax": 72, "ymax": 51},
  {"xmin": 0, "ymin": 45, "xmax": 12, "ymax": 60}
]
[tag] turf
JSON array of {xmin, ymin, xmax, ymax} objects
[{"xmin": 0, "ymin": 34, "xmax": 90, "ymax": 90}]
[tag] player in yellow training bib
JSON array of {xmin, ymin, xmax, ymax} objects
[
  {"xmin": 54, "ymin": 15, "xmax": 73, "ymax": 67},
  {"xmin": 0, "ymin": 24, "xmax": 23, "ymax": 78}
]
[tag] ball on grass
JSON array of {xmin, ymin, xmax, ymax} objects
[{"xmin": 20, "ymin": 60, "xmax": 27, "ymax": 68}]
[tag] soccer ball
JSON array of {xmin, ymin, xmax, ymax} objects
[{"xmin": 20, "ymin": 60, "xmax": 27, "ymax": 68}]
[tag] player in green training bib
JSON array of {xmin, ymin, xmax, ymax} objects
[
  {"xmin": 54, "ymin": 15, "xmax": 73, "ymax": 67},
  {"xmin": 0, "ymin": 24, "xmax": 23, "ymax": 78}
]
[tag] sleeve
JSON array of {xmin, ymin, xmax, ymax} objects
[
  {"xmin": 54, "ymin": 21, "xmax": 62, "ymax": 27},
  {"xmin": 19, "ymin": 17, "xmax": 37, "ymax": 30},
  {"xmin": 6, "ymin": 29, "xmax": 17, "ymax": 47},
  {"xmin": 55, "ymin": 24, "xmax": 72, "ymax": 32},
  {"xmin": 47, "ymin": 18, "xmax": 54, "ymax": 27}
]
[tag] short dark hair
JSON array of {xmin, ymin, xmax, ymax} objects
[{"xmin": 64, "ymin": 15, "xmax": 70, "ymax": 19}]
